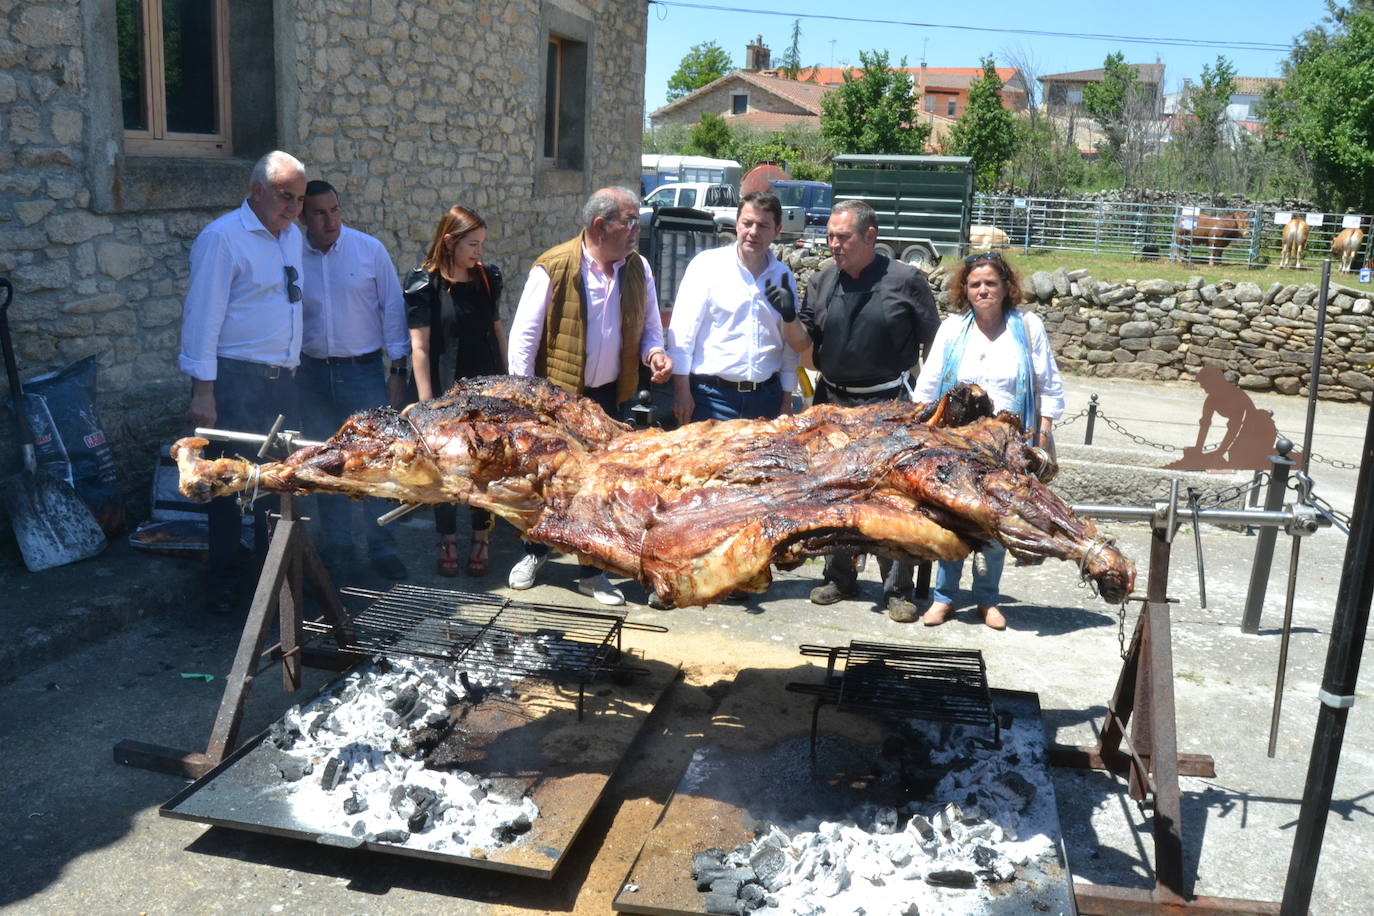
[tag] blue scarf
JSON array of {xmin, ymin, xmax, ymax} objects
[{"xmin": 935, "ymin": 308, "xmax": 1038, "ymax": 434}]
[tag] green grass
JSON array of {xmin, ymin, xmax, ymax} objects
[{"xmin": 997, "ymin": 248, "xmax": 1348, "ymax": 290}]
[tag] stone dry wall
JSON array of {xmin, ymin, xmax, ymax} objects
[
  {"xmin": 0, "ymin": 0, "xmax": 646, "ymax": 545},
  {"xmin": 776, "ymin": 246, "xmax": 1374, "ymax": 404}
]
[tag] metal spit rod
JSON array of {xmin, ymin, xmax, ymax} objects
[
  {"xmin": 1074, "ymin": 503, "xmax": 1326, "ymax": 535},
  {"xmin": 195, "ymin": 424, "xmax": 425, "ymax": 526}
]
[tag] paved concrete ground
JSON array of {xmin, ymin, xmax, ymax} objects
[{"xmin": 0, "ymin": 374, "xmax": 1369, "ymax": 914}]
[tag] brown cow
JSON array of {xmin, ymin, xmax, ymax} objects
[
  {"xmin": 1332, "ymin": 226, "xmax": 1365, "ymax": 272},
  {"xmin": 1279, "ymin": 217, "xmax": 1310, "ymax": 269},
  {"xmin": 1175, "ymin": 210, "xmax": 1251, "ymax": 265}
]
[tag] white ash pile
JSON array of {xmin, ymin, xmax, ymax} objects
[
  {"xmin": 689, "ymin": 715, "xmax": 1064, "ymax": 916},
  {"xmin": 263, "ymin": 654, "xmax": 540, "ymax": 854}
]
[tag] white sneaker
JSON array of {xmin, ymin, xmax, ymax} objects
[
  {"xmin": 508, "ymin": 553, "xmax": 547, "ymax": 589},
  {"xmin": 578, "ymin": 572, "xmax": 625, "ymax": 606}
]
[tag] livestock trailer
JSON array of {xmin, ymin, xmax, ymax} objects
[{"xmin": 831, "ymin": 154, "xmax": 974, "ymax": 269}]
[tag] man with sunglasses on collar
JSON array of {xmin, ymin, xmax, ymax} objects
[
  {"xmin": 178, "ymin": 150, "xmax": 307, "ymax": 612},
  {"xmin": 799, "ymin": 199, "xmax": 940, "ymax": 622}
]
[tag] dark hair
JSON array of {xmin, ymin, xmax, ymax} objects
[
  {"xmin": 947, "ymin": 252, "xmax": 1024, "ymax": 315},
  {"xmin": 831, "ymin": 199, "xmax": 877, "ymax": 235},
  {"xmin": 739, "ymin": 190, "xmax": 782, "ymax": 228},
  {"xmin": 422, "ymin": 206, "xmax": 486, "ymax": 282},
  {"xmin": 304, "ymin": 179, "xmax": 336, "ymax": 199}
]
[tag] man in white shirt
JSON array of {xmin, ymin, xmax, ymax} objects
[
  {"xmin": 505, "ymin": 187, "xmax": 674, "ymax": 606},
  {"xmin": 667, "ymin": 190, "xmax": 808, "ymax": 425},
  {"xmin": 297, "ymin": 180, "xmax": 411, "ymax": 582},
  {"xmin": 178, "ymin": 150, "xmax": 307, "ymax": 611}
]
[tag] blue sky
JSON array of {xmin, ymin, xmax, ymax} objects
[{"xmin": 643, "ymin": 0, "xmax": 1332, "ymax": 111}]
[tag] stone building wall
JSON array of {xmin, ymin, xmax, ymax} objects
[
  {"xmin": 0, "ymin": 0, "xmax": 646, "ymax": 554},
  {"xmin": 777, "ymin": 248, "xmax": 1374, "ymax": 403}
]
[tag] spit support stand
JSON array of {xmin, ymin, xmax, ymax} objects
[
  {"xmin": 1053, "ymin": 486, "xmax": 1315, "ymax": 915},
  {"xmin": 115, "ymin": 420, "xmax": 360, "ymax": 780}
]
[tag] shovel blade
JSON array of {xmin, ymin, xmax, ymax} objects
[{"xmin": 2, "ymin": 469, "xmax": 107, "ymax": 572}]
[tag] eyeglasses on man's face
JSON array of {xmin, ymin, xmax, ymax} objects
[
  {"xmin": 284, "ymin": 265, "xmax": 302, "ymax": 303},
  {"xmin": 964, "ymin": 251, "xmax": 1003, "ymax": 265},
  {"xmin": 607, "ymin": 215, "xmax": 640, "ymax": 230}
]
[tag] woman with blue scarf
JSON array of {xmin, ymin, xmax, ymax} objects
[{"xmin": 911, "ymin": 252, "xmax": 1065, "ymax": 630}]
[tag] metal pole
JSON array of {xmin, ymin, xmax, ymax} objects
[
  {"xmin": 1241, "ymin": 440, "xmax": 1296, "ymax": 634},
  {"xmin": 1267, "ymin": 534, "xmax": 1302, "ymax": 757},
  {"xmin": 1281, "ymin": 395, "xmax": 1374, "ymax": 915},
  {"xmin": 1085, "ymin": 394, "xmax": 1098, "ymax": 445},
  {"xmin": 1299, "ymin": 260, "xmax": 1332, "ymax": 474}
]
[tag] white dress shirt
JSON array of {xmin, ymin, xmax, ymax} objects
[
  {"xmin": 301, "ymin": 225, "xmax": 410, "ymax": 361},
  {"xmin": 178, "ymin": 200, "xmax": 304, "ymax": 381},
  {"xmin": 507, "ymin": 245, "xmax": 665, "ymax": 386},
  {"xmin": 666, "ymin": 244, "xmax": 800, "ymax": 384},
  {"xmin": 912, "ymin": 309, "xmax": 1066, "ymax": 420}
]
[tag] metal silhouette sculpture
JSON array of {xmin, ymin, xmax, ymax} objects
[{"xmin": 1165, "ymin": 367, "xmax": 1288, "ymax": 471}]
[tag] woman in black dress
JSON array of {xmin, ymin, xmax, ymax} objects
[{"xmin": 404, "ymin": 206, "xmax": 507, "ymax": 576}]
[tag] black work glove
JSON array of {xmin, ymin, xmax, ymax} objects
[{"xmin": 763, "ymin": 279, "xmax": 796, "ymax": 322}]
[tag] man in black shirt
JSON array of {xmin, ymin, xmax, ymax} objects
[{"xmin": 799, "ymin": 199, "xmax": 940, "ymax": 622}]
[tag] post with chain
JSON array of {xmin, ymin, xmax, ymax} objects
[
  {"xmin": 1084, "ymin": 394, "xmax": 1098, "ymax": 445},
  {"xmin": 1241, "ymin": 439, "xmax": 1295, "ymax": 634}
]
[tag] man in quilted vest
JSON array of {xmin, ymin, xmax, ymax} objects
[{"xmin": 505, "ymin": 187, "xmax": 673, "ymax": 606}]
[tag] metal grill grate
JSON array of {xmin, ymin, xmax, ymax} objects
[
  {"xmin": 787, "ymin": 641, "xmax": 998, "ymax": 746},
  {"xmin": 302, "ymin": 584, "xmax": 664, "ymax": 717}
]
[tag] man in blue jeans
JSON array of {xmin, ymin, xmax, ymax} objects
[
  {"xmin": 297, "ymin": 180, "xmax": 411, "ymax": 581},
  {"xmin": 180, "ymin": 151, "xmax": 308, "ymax": 611},
  {"xmin": 667, "ymin": 190, "xmax": 807, "ymax": 426}
]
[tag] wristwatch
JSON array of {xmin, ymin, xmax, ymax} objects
[{"xmin": 389, "ymin": 363, "xmax": 407, "ymax": 376}]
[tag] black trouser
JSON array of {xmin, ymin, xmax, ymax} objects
[
  {"xmin": 206, "ymin": 358, "xmax": 299, "ymax": 588},
  {"xmin": 816, "ymin": 377, "xmax": 915, "ymax": 599},
  {"xmin": 524, "ymin": 381, "xmax": 621, "ymax": 577}
]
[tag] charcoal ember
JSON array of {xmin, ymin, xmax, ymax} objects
[
  {"xmin": 373, "ymin": 829, "xmax": 410, "ymax": 844},
  {"xmin": 494, "ymin": 813, "xmax": 533, "ymax": 843},
  {"xmin": 266, "ymin": 719, "xmax": 302, "ymax": 750},
  {"xmin": 709, "ymin": 878, "xmax": 741, "ymax": 897},
  {"xmin": 342, "ymin": 791, "xmax": 368, "ymax": 815},
  {"xmin": 407, "ymin": 810, "xmax": 431, "ymax": 833},
  {"xmin": 907, "ymin": 814, "xmax": 937, "ymax": 848},
  {"xmin": 749, "ymin": 846, "xmax": 786, "ymax": 885},
  {"xmin": 872, "ymin": 806, "xmax": 899, "ymax": 835},
  {"xmin": 702, "ymin": 893, "xmax": 744, "ymax": 916},
  {"xmin": 932, "ymin": 802, "xmax": 963, "ymax": 835},
  {"xmin": 693, "ymin": 849, "xmax": 726, "ymax": 875},
  {"xmin": 393, "ymin": 722, "xmax": 447, "ymax": 758},
  {"xmin": 350, "ymin": 820, "xmax": 366, "ymax": 837},
  {"xmin": 814, "ymin": 859, "xmax": 850, "ymax": 897},
  {"xmin": 386, "ymin": 685, "xmax": 419, "ymax": 720},
  {"xmin": 320, "ymin": 757, "xmax": 343, "ymax": 791},
  {"xmin": 899, "ymin": 904, "xmax": 920, "ymax": 916},
  {"xmin": 307, "ymin": 700, "xmax": 340, "ymax": 738},
  {"xmin": 737, "ymin": 883, "xmax": 767, "ymax": 908},
  {"xmin": 276, "ymin": 755, "xmax": 312, "ymax": 782},
  {"xmin": 999, "ymin": 771, "xmax": 1038, "ymax": 811},
  {"xmin": 971, "ymin": 845, "xmax": 998, "ymax": 868},
  {"xmin": 925, "ymin": 868, "xmax": 977, "ymax": 888}
]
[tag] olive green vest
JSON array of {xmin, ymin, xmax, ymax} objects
[{"xmin": 533, "ymin": 233, "xmax": 646, "ymax": 406}]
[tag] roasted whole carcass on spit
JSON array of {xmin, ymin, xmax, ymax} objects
[{"xmin": 172, "ymin": 376, "xmax": 1135, "ymax": 606}]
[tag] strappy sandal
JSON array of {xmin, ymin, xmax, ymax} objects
[
  {"xmin": 466, "ymin": 534, "xmax": 490, "ymax": 577},
  {"xmin": 437, "ymin": 538, "xmax": 460, "ymax": 577}
]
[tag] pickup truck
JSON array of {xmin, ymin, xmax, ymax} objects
[
  {"xmin": 771, "ymin": 180, "xmax": 833, "ymax": 237},
  {"xmin": 640, "ymin": 182, "xmax": 740, "ymax": 239}
]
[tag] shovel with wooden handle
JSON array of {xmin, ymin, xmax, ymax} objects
[{"xmin": 0, "ymin": 277, "xmax": 107, "ymax": 571}]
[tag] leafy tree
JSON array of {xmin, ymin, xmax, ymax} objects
[
  {"xmin": 683, "ymin": 112, "xmax": 733, "ymax": 157},
  {"xmin": 1176, "ymin": 56, "xmax": 1238, "ymax": 196},
  {"xmin": 778, "ymin": 20, "xmax": 803, "ymax": 80},
  {"xmin": 1080, "ymin": 52, "xmax": 1160, "ymax": 187},
  {"xmin": 1264, "ymin": 0, "xmax": 1374, "ymax": 212},
  {"xmin": 819, "ymin": 49, "xmax": 929, "ymax": 154},
  {"xmin": 643, "ymin": 123, "xmax": 690, "ymax": 154},
  {"xmin": 946, "ymin": 58, "xmax": 1019, "ymax": 190},
  {"xmin": 666, "ymin": 41, "xmax": 733, "ymax": 102}
]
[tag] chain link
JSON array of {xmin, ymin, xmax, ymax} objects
[
  {"xmin": 1094, "ymin": 412, "xmax": 1180, "ymax": 452},
  {"xmin": 1053, "ymin": 407, "xmax": 1088, "ymax": 431},
  {"xmin": 1192, "ymin": 472, "xmax": 1269, "ymax": 509},
  {"xmin": 1304, "ymin": 451, "xmax": 1360, "ymax": 471},
  {"xmin": 1118, "ymin": 600, "xmax": 1128, "ymax": 659}
]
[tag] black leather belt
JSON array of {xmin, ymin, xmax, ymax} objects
[
  {"xmin": 218, "ymin": 357, "xmax": 292, "ymax": 379},
  {"xmin": 302, "ymin": 349, "xmax": 381, "ymax": 366},
  {"xmin": 692, "ymin": 372, "xmax": 778, "ymax": 393}
]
